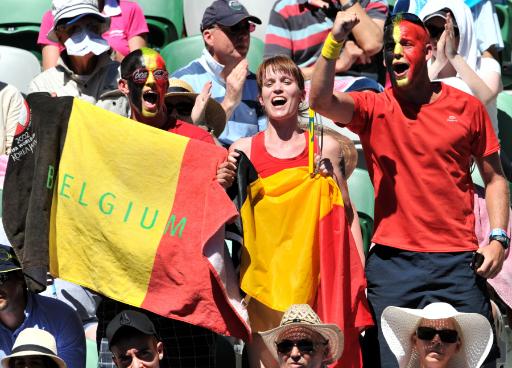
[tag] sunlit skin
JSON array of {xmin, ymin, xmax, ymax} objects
[
  {"xmin": 384, "ymin": 19, "xmax": 431, "ymax": 89},
  {"xmin": 111, "ymin": 333, "xmax": 163, "ymax": 368},
  {"xmin": 258, "ymin": 67, "xmax": 305, "ymax": 126},
  {"xmin": 276, "ymin": 327, "xmax": 329, "ymax": 368},
  {"xmin": 203, "ymin": 20, "xmax": 252, "ymax": 69},
  {"xmin": 412, "ymin": 318, "xmax": 461, "ymax": 368}
]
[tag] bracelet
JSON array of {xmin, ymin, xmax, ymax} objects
[
  {"xmin": 340, "ymin": 0, "xmax": 359, "ymax": 11},
  {"xmin": 321, "ymin": 32, "xmax": 345, "ymax": 60}
]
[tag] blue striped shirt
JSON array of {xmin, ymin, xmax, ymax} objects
[{"xmin": 172, "ymin": 49, "xmax": 266, "ymax": 146}]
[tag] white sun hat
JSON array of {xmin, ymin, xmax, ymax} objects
[
  {"xmin": 259, "ymin": 304, "xmax": 344, "ymax": 364},
  {"xmin": 381, "ymin": 302, "xmax": 493, "ymax": 368},
  {"xmin": 1, "ymin": 328, "xmax": 67, "ymax": 368}
]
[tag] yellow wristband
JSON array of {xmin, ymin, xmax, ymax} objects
[{"xmin": 321, "ymin": 32, "xmax": 345, "ymax": 60}]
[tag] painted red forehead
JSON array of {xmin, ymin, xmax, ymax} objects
[
  {"xmin": 140, "ymin": 48, "xmax": 166, "ymax": 70},
  {"xmin": 396, "ymin": 19, "xmax": 429, "ymax": 43}
]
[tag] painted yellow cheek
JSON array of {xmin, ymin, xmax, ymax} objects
[{"xmin": 393, "ymin": 25, "xmax": 409, "ymax": 87}]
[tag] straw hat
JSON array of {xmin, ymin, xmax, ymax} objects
[
  {"xmin": 381, "ymin": 302, "xmax": 493, "ymax": 368},
  {"xmin": 260, "ymin": 304, "xmax": 344, "ymax": 364},
  {"xmin": 299, "ymin": 124, "xmax": 358, "ymax": 179},
  {"xmin": 165, "ymin": 78, "xmax": 226, "ymax": 138},
  {"xmin": 1, "ymin": 328, "xmax": 67, "ymax": 368}
]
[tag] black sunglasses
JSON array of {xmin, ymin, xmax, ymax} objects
[
  {"xmin": 425, "ymin": 23, "xmax": 460, "ymax": 40},
  {"xmin": 167, "ymin": 101, "xmax": 194, "ymax": 116},
  {"xmin": 217, "ymin": 21, "xmax": 255, "ymax": 35},
  {"xmin": 416, "ymin": 326, "xmax": 459, "ymax": 343},
  {"xmin": 276, "ymin": 339, "xmax": 326, "ymax": 355},
  {"xmin": 0, "ymin": 271, "xmax": 20, "ymax": 286}
]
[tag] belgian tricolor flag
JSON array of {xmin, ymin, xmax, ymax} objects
[
  {"xmin": 3, "ymin": 93, "xmax": 250, "ymax": 340},
  {"xmin": 235, "ymin": 151, "xmax": 373, "ymax": 367}
]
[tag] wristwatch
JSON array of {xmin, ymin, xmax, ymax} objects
[
  {"xmin": 489, "ymin": 228, "xmax": 510, "ymax": 249},
  {"xmin": 340, "ymin": 0, "xmax": 359, "ymax": 11}
]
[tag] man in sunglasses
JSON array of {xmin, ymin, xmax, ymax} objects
[
  {"xmin": 310, "ymin": 10, "xmax": 509, "ymax": 368},
  {"xmin": 260, "ymin": 304, "xmax": 343, "ymax": 368},
  {"xmin": 29, "ymin": 0, "xmax": 127, "ymax": 117},
  {"xmin": 0, "ymin": 245, "xmax": 85, "ymax": 368},
  {"xmin": 172, "ymin": 0, "xmax": 266, "ymax": 147},
  {"xmin": 382, "ymin": 302, "xmax": 493, "ymax": 368}
]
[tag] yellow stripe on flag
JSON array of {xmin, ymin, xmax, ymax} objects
[
  {"xmin": 49, "ymin": 99, "xmax": 188, "ymax": 306},
  {"xmin": 240, "ymin": 166, "xmax": 343, "ymax": 311}
]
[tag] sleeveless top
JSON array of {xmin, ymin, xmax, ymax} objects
[{"xmin": 250, "ymin": 131, "xmax": 317, "ymax": 178}]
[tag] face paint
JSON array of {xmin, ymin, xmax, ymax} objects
[
  {"xmin": 127, "ymin": 48, "xmax": 168, "ymax": 119},
  {"xmin": 384, "ymin": 18, "xmax": 429, "ymax": 89}
]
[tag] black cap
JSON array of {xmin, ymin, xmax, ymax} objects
[
  {"xmin": 106, "ymin": 310, "xmax": 157, "ymax": 347},
  {"xmin": 0, "ymin": 245, "xmax": 21, "ymax": 273},
  {"xmin": 201, "ymin": 0, "xmax": 262, "ymax": 31}
]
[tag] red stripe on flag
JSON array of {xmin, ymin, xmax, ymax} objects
[
  {"xmin": 314, "ymin": 204, "xmax": 373, "ymax": 368},
  {"xmin": 140, "ymin": 139, "xmax": 248, "ymax": 339}
]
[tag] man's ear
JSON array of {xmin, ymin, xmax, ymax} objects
[
  {"xmin": 156, "ymin": 341, "xmax": 164, "ymax": 360},
  {"xmin": 203, "ymin": 29, "xmax": 215, "ymax": 49},
  {"xmin": 118, "ymin": 79, "xmax": 129, "ymax": 95}
]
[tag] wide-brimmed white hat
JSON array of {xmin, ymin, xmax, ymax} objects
[
  {"xmin": 381, "ymin": 302, "xmax": 493, "ymax": 368},
  {"xmin": 165, "ymin": 78, "xmax": 226, "ymax": 138},
  {"xmin": 260, "ymin": 304, "xmax": 344, "ymax": 364},
  {"xmin": 48, "ymin": 0, "xmax": 110, "ymax": 42},
  {"xmin": 1, "ymin": 328, "xmax": 67, "ymax": 368}
]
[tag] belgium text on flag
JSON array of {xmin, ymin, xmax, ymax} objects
[
  {"xmin": 3, "ymin": 93, "xmax": 250, "ymax": 340},
  {"xmin": 236, "ymin": 153, "xmax": 373, "ymax": 367}
]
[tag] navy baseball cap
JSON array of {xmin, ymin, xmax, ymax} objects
[
  {"xmin": 0, "ymin": 245, "xmax": 21, "ymax": 273},
  {"xmin": 107, "ymin": 310, "xmax": 157, "ymax": 347},
  {"xmin": 201, "ymin": 0, "xmax": 262, "ymax": 31}
]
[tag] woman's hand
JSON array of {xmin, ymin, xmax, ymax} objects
[
  {"xmin": 216, "ymin": 150, "xmax": 239, "ymax": 189},
  {"xmin": 444, "ymin": 13, "xmax": 458, "ymax": 61},
  {"xmin": 315, "ymin": 154, "xmax": 335, "ymax": 177}
]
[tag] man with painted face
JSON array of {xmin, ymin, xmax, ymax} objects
[
  {"xmin": 309, "ymin": 11, "xmax": 509, "ymax": 368},
  {"xmin": 118, "ymin": 47, "xmax": 237, "ymax": 187},
  {"xmin": 29, "ymin": 0, "xmax": 127, "ymax": 117}
]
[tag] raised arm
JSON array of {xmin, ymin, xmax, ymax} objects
[{"xmin": 309, "ymin": 11, "xmax": 359, "ymax": 124}]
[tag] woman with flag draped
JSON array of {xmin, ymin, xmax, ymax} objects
[{"xmin": 230, "ymin": 55, "xmax": 372, "ymax": 368}]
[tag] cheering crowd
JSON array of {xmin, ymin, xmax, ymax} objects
[{"xmin": 0, "ymin": 0, "xmax": 510, "ymax": 368}]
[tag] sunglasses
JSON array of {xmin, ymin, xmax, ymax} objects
[
  {"xmin": 0, "ymin": 271, "xmax": 19, "ymax": 286},
  {"xmin": 426, "ymin": 23, "xmax": 460, "ymax": 40},
  {"xmin": 167, "ymin": 101, "xmax": 194, "ymax": 116},
  {"xmin": 55, "ymin": 21, "xmax": 103, "ymax": 36},
  {"xmin": 276, "ymin": 339, "xmax": 326, "ymax": 355},
  {"xmin": 217, "ymin": 21, "xmax": 255, "ymax": 35},
  {"xmin": 125, "ymin": 68, "xmax": 169, "ymax": 84},
  {"xmin": 416, "ymin": 326, "xmax": 459, "ymax": 343}
]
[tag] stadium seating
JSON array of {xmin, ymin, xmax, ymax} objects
[
  {"xmin": 0, "ymin": 0, "xmax": 51, "ymax": 60},
  {"xmin": 135, "ymin": 0, "xmax": 184, "ymax": 49},
  {"xmin": 161, "ymin": 35, "xmax": 264, "ymax": 74},
  {"xmin": 496, "ymin": 1, "xmax": 512, "ymax": 88},
  {"xmin": 0, "ymin": 46, "xmax": 41, "ymax": 94},
  {"xmin": 347, "ymin": 168, "xmax": 375, "ymax": 256}
]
